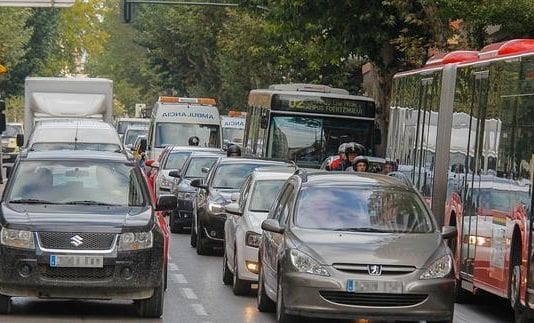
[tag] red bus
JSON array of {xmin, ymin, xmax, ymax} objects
[{"xmin": 387, "ymin": 39, "xmax": 534, "ymax": 320}]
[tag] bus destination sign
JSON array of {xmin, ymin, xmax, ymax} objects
[{"xmin": 272, "ymin": 94, "xmax": 375, "ymax": 118}]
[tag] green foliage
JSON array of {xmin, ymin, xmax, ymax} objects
[{"xmin": 5, "ymin": 95, "xmax": 24, "ymax": 123}]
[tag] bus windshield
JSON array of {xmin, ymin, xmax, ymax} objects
[
  {"xmin": 155, "ymin": 122, "xmax": 220, "ymax": 148},
  {"xmin": 267, "ymin": 115, "xmax": 373, "ymax": 167}
]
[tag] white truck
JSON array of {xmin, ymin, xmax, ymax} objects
[{"xmin": 23, "ymin": 77, "xmax": 113, "ymax": 145}]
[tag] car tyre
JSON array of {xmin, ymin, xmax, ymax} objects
[
  {"xmin": 222, "ymin": 250, "xmax": 233, "ymax": 285},
  {"xmin": 196, "ymin": 222, "xmax": 210, "ymax": 255},
  {"xmin": 276, "ymin": 274, "xmax": 300, "ymax": 323},
  {"xmin": 0, "ymin": 294, "xmax": 11, "ymax": 314},
  {"xmin": 190, "ymin": 220, "xmax": 197, "ymax": 248},
  {"xmin": 169, "ymin": 213, "xmax": 182, "ymax": 233},
  {"xmin": 136, "ymin": 270, "xmax": 165, "ymax": 318},
  {"xmin": 257, "ymin": 268, "xmax": 275, "ymax": 312},
  {"xmin": 232, "ymin": 249, "xmax": 251, "ymax": 296}
]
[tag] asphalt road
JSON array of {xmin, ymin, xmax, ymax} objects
[{"xmin": 0, "ymin": 231, "xmax": 515, "ymax": 323}]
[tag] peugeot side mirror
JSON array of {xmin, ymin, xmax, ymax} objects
[
  {"xmin": 16, "ymin": 134, "xmax": 24, "ymax": 147},
  {"xmin": 230, "ymin": 192, "xmax": 240, "ymax": 202},
  {"xmin": 441, "ymin": 226, "xmax": 457, "ymax": 240},
  {"xmin": 156, "ymin": 194, "xmax": 177, "ymax": 211},
  {"xmin": 225, "ymin": 203, "xmax": 242, "ymax": 216},
  {"xmin": 168, "ymin": 170, "xmax": 181, "ymax": 178},
  {"xmin": 261, "ymin": 219, "xmax": 284, "ymax": 234},
  {"xmin": 190, "ymin": 179, "xmax": 208, "ymax": 190}
]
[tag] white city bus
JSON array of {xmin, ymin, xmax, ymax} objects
[{"xmin": 147, "ymin": 97, "xmax": 222, "ymax": 160}]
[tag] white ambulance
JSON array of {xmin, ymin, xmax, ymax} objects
[
  {"xmin": 147, "ymin": 97, "xmax": 222, "ymax": 160},
  {"xmin": 221, "ymin": 113, "xmax": 245, "ymax": 149}
]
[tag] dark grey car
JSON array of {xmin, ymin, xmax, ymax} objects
[{"xmin": 257, "ymin": 171, "xmax": 456, "ymax": 322}]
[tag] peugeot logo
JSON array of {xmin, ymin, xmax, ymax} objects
[
  {"xmin": 368, "ymin": 265, "xmax": 382, "ymax": 276},
  {"xmin": 70, "ymin": 235, "xmax": 83, "ymax": 247}
]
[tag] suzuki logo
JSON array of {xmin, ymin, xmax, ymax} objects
[
  {"xmin": 70, "ymin": 235, "xmax": 83, "ymax": 247},
  {"xmin": 368, "ymin": 265, "xmax": 382, "ymax": 276}
]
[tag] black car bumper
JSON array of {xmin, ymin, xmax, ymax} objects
[
  {"xmin": 198, "ymin": 212, "xmax": 226, "ymax": 246},
  {"xmin": 0, "ymin": 246, "xmax": 163, "ymax": 300}
]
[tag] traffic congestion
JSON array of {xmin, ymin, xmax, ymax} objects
[{"xmin": 0, "ymin": 2, "xmax": 533, "ymax": 322}]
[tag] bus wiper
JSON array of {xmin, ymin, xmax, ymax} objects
[
  {"xmin": 334, "ymin": 227, "xmax": 391, "ymax": 233},
  {"xmin": 64, "ymin": 200, "xmax": 120, "ymax": 206},
  {"xmin": 9, "ymin": 199, "xmax": 60, "ymax": 205}
]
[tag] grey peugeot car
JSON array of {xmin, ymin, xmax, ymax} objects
[{"xmin": 257, "ymin": 170, "xmax": 456, "ymax": 322}]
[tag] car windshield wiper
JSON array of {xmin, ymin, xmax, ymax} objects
[
  {"xmin": 64, "ymin": 200, "xmax": 121, "ymax": 206},
  {"xmin": 213, "ymin": 186, "xmax": 235, "ymax": 189},
  {"xmin": 8, "ymin": 199, "xmax": 61, "ymax": 205},
  {"xmin": 333, "ymin": 227, "xmax": 392, "ymax": 233}
]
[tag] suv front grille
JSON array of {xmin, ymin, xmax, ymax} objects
[
  {"xmin": 38, "ymin": 232, "xmax": 117, "ymax": 250},
  {"xmin": 320, "ymin": 291, "xmax": 427, "ymax": 307},
  {"xmin": 39, "ymin": 265, "xmax": 114, "ymax": 281}
]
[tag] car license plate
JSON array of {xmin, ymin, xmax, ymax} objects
[
  {"xmin": 346, "ymin": 280, "xmax": 403, "ymax": 293},
  {"xmin": 49, "ymin": 255, "xmax": 103, "ymax": 268}
]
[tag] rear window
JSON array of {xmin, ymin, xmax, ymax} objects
[
  {"xmin": 212, "ymin": 163, "xmax": 274, "ymax": 189},
  {"xmin": 296, "ymin": 186, "xmax": 434, "ymax": 233},
  {"xmin": 184, "ymin": 157, "xmax": 218, "ymax": 178},
  {"xmin": 164, "ymin": 152, "xmax": 191, "ymax": 170},
  {"xmin": 31, "ymin": 143, "xmax": 121, "ymax": 152},
  {"xmin": 249, "ymin": 180, "xmax": 286, "ymax": 212}
]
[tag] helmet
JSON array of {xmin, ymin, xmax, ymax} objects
[
  {"xmin": 353, "ymin": 156, "xmax": 369, "ymax": 166},
  {"xmin": 188, "ymin": 136, "xmax": 200, "ymax": 146},
  {"xmin": 226, "ymin": 144, "xmax": 241, "ymax": 157},
  {"xmin": 344, "ymin": 142, "xmax": 366, "ymax": 156},
  {"xmin": 338, "ymin": 143, "xmax": 347, "ymax": 154}
]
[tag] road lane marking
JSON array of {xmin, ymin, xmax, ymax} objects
[
  {"xmin": 191, "ymin": 304, "xmax": 208, "ymax": 316},
  {"xmin": 168, "ymin": 263, "xmax": 180, "ymax": 271},
  {"xmin": 173, "ymin": 273, "xmax": 188, "ymax": 284},
  {"xmin": 182, "ymin": 288, "xmax": 198, "ymax": 299}
]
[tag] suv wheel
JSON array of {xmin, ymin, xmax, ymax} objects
[
  {"xmin": 196, "ymin": 222, "xmax": 210, "ymax": 255},
  {"xmin": 136, "ymin": 269, "xmax": 165, "ymax": 318},
  {"xmin": 190, "ymin": 218, "xmax": 197, "ymax": 248},
  {"xmin": 0, "ymin": 294, "xmax": 11, "ymax": 314},
  {"xmin": 222, "ymin": 250, "xmax": 233, "ymax": 285},
  {"xmin": 232, "ymin": 249, "xmax": 251, "ymax": 295},
  {"xmin": 257, "ymin": 268, "xmax": 275, "ymax": 313}
]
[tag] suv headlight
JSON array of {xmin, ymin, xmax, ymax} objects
[
  {"xmin": 177, "ymin": 191, "xmax": 194, "ymax": 200},
  {"xmin": 208, "ymin": 201, "xmax": 225, "ymax": 214},
  {"xmin": 245, "ymin": 231, "xmax": 262, "ymax": 248},
  {"xmin": 289, "ymin": 249, "xmax": 329, "ymax": 276},
  {"xmin": 118, "ymin": 231, "xmax": 153, "ymax": 251},
  {"xmin": 1, "ymin": 228, "xmax": 35, "ymax": 250},
  {"xmin": 420, "ymin": 255, "xmax": 452, "ymax": 280}
]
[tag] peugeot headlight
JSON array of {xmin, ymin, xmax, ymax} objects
[
  {"xmin": 208, "ymin": 201, "xmax": 226, "ymax": 214},
  {"xmin": 1, "ymin": 228, "xmax": 35, "ymax": 250},
  {"xmin": 420, "ymin": 255, "xmax": 452, "ymax": 280},
  {"xmin": 160, "ymin": 177, "xmax": 173, "ymax": 189},
  {"xmin": 289, "ymin": 249, "xmax": 329, "ymax": 276},
  {"xmin": 118, "ymin": 231, "xmax": 153, "ymax": 251},
  {"xmin": 177, "ymin": 191, "xmax": 195, "ymax": 200},
  {"xmin": 245, "ymin": 231, "xmax": 262, "ymax": 248}
]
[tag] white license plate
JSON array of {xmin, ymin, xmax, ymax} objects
[
  {"xmin": 49, "ymin": 255, "xmax": 104, "ymax": 268},
  {"xmin": 346, "ymin": 280, "xmax": 403, "ymax": 293}
]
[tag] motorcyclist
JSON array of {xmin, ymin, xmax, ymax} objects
[
  {"xmin": 340, "ymin": 142, "xmax": 366, "ymax": 171},
  {"xmin": 326, "ymin": 143, "xmax": 347, "ymax": 171},
  {"xmin": 188, "ymin": 136, "xmax": 200, "ymax": 146},
  {"xmin": 349, "ymin": 156, "xmax": 369, "ymax": 172},
  {"xmin": 226, "ymin": 144, "xmax": 241, "ymax": 157}
]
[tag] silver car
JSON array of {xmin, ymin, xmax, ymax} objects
[{"xmin": 257, "ymin": 171, "xmax": 456, "ymax": 322}]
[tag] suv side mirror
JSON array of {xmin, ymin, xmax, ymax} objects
[
  {"xmin": 156, "ymin": 194, "xmax": 177, "ymax": 211},
  {"xmin": 261, "ymin": 219, "xmax": 284, "ymax": 234},
  {"xmin": 16, "ymin": 134, "xmax": 24, "ymax": 147},
  {"xmin": 168, "ymin": 170, "xmax": 181, "ymax": 178},
  {"xmin": 190, "ymin": 179, "xmax": 208, "ymax": 190}
]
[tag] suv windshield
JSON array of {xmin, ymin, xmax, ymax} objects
[
  {"xmin": 212, "ymin": 163, "xmax": 269, "ymax": 189},
  {"xmin": 8, "ymin": 160, "xmax": 146, "ymax": 206},
  {"xmin": 296, "ymin": 186, "xmax": 434, "ymax": 233},
  {"xmin": 249, "ymin": 180, "xmax": 286, "ymax": 212},
  {"xmin": 164, "ymin": 151, "xmax": 191, "ymax": 170},
  {"xmin": 185, "ymin": 157, "xmax": 218, "ymax": 178}
]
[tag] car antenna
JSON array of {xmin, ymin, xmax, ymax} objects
[{"xmin": 74, "ymin": 119, "xmax": 79, "ymax": 150}]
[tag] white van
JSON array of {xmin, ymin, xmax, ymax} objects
[{"xmin": 147, "ymin": 97, "xmax": 222, "ymax": 160}]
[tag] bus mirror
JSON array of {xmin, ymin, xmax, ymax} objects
[
  {"xmin": 374, "ymin": 127, "xmax": 382, "ymax": 145},
  {"xmin": 260, "ymin": 111, "xmax": 269, "ymax": 129}
]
